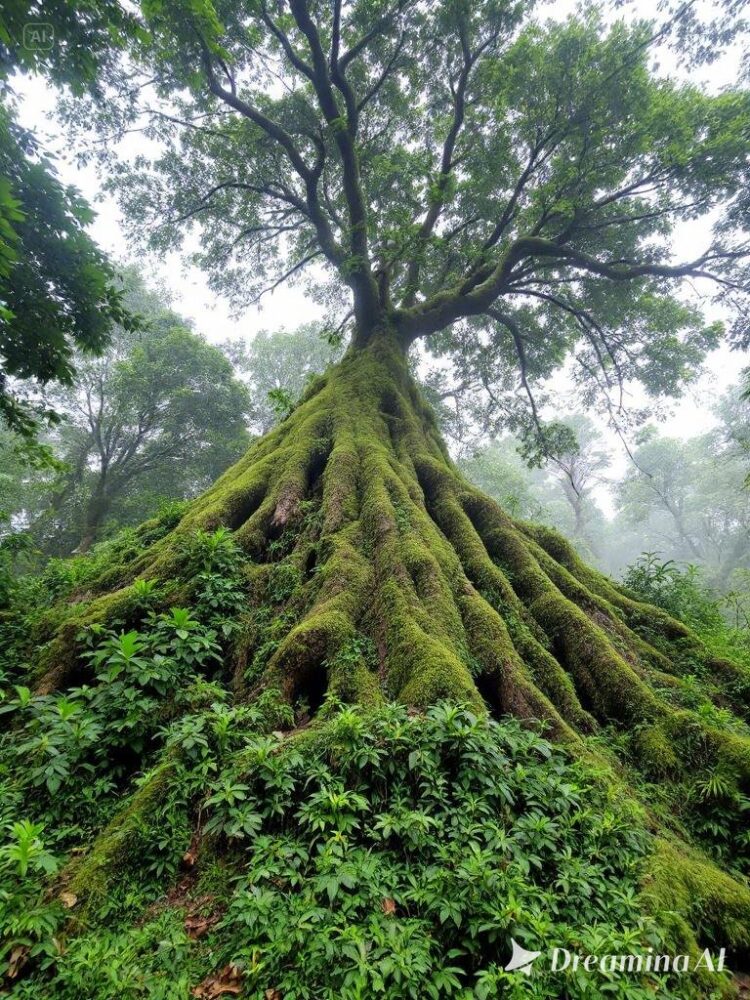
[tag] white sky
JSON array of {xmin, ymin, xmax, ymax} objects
[{"xmin": 15, "ymin": 1, "xmax": 749, "ymax": 504}]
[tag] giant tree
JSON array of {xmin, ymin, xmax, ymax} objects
[{"xmin": 5, "ymin": 0, "xmax": 750, "ymax": 986}]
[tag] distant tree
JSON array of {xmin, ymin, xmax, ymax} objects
[
  {"xmin": 617, "ymin": 392, "xmax": 750, "ymax": 580},
  {"xmin": 224, "ymin": 324, "xmax": 342, "ymax": 434},
  {"xmin": 460, "ymin": 438, "xmax": 547, "ymax": 521},
  {"xmin": 35, "ymin": 274, "xmax": 251, "ymax": 554},
  {"xmin": 463, "ymin": 415, "xmax": 611, "ymax": 559},
  {"xmin": 723, "ymin": 372, "xmax": 750, "ymax": 463},
  {"xmin": 541, "ymin": 414, "xmax": 610, "ymax": 554}
]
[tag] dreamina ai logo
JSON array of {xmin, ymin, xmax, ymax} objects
[
  {"xmin": 22, "ymin": 23, "xmax": 54, "ymax": 51},
  {"xmin": 504, "ymin": 939, "xmax": 542, "ymax": 976},
  {"xmin": 504, "ymin": 939, "xmax": 728, "ymax": 977}
]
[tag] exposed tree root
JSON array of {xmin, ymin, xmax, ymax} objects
[{"xmin": 17, "ymin": 335, "xmax": 750, "ymax": 961}]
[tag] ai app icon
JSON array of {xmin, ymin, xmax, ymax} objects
[{"xmin": 23, "ymin": 23, "xmax": 54, "ymax": 52}]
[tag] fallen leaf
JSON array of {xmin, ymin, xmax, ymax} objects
[
  {"xmin": 183, "ymin": 830, "xmax": 202, "ymax": 868},
  {"xmin": 382, "ymin": 897, "xmax": 397, "ymax": 916},
  {"xmin": 6, "ymin": 945, "xmax": 29, "ymax": 980},
  {"xmin": 185, "ymin": 910, "xmax": 220, "ymax": 940},
  {"xmin": 265, "ymin": 990, "xmax": 283, "ymax": 1000},
  {"xmin": 59, "ymin": 891, "xmax": 78, "ymax": 909},
  {"xmin": 192, "ymin": 962, "xmax": 243, "ymax": 998}
]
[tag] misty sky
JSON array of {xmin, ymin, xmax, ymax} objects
[{"xmin": 14, "ymin": 0, "xmax": 749, "ymax": 503}]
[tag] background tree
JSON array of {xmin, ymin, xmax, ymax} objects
[
  {"xmin": 224, "ymin": 323, "xmax": 342, "ymax": 433},
  {"xmin": 459, "ymin": 437, "xmax": 548, "ymax": 521},
  {"xmin": 528, "ymin": 413, "xmax": 610, "ymax": 557},
  {"xmin": 462, "ymin": 415, "xmax": 610, "ymax": 559},
  {"xmin": 34, "ymin": 272, "xmax": 251, "ymax": 554},
  {"xmin": 616, "ymin": 391, "xmax": 750, "ymax": 581}
]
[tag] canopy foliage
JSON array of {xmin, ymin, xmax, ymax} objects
[{"xmin": 64, "ymin": 0, "xmax": 750, "ymax": 447}]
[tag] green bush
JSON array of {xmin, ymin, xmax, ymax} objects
[
  {"xmin": 622, "ymin": 554, "xmax": 725, "ymax": 634},
  {"xmin": 3, "ymin": 702, "xmax": 711, "ymax": 999}
]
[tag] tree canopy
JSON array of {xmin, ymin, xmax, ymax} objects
[
  {"xmin": 0, "ymin": 2, "xmax": 139, "ymax": 438},
  {"xmin": 0, "ymin": 108, "xmax": 133, "ymax": 437},
  {"xmin": 68, "ymin": 0, "xmax": 750, "ymax": 448}
]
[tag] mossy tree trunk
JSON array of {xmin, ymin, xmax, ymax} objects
[
  {"xmin": 23, "ymin": 325, "xmax": 750, "ymax": 964},
  {"xmin": 34, "ymin": 327, "xmax": 741, "ymax": 724}
]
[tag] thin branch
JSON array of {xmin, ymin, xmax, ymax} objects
[
  {"xmin": 251, "ymin": 249, "xmax": 323, "ymax": 304},
  {"xmin": 487, "ymin": 307, "xmax": 544, "ymax": 437}
]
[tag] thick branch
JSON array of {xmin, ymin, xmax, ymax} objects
[
  {"xmin": 196, "ymin": 40, "xmax": 348, "ymax": 273},
  {"xmin": 287, "ymin": 0, "xmax": 380, "ymax": 325},
  {"xmin": 401, "ymin": 28, "xmax": 474, "ymax": 308},
  {"xmin": 399, "ymin": 236, "xmax": 747, "ymax": 340}
]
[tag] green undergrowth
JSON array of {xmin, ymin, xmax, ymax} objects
[
  {"xmin": 2, "ymin": 348, "xmax": 750, "ymax": 997},
  {"xmin": 610, "ymin": 555, "xmax": 750, "ymax": 876},
  {"xmin": 0, "ymin": 523, "xmax": 749, "ymax": 997},
  {"xmin": 0, "ymin": 701, "xmax": 728, "ymax": 1000},
  {"xmin": 622, "ymin": 554, "xmax": 750, "ymax": 677},
  {"xmin": 0, "ymin": 502, "xmax": 190, "ymax": 688}
]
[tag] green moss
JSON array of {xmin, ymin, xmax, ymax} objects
[
  {"xmin": 531, "ymin": 592, "xmax": 660, "ymax": 725},
  {"xmin": 633, "ymin": 723, "xmax": 682, "ymax": 778},
  {"xmin": 457, "ymin": 589, "xmax": 579, "ymax": 739},
  {"xmin": 66, "ymin": 758, "xmax": 179, "ymax": 915},
  {"xmin": 663, "ymin": 710, "xmax": 750, "ymax": 781},
  {"xmin": 645, "ymin": 838, "xmax": 750, "ymax": 952}
]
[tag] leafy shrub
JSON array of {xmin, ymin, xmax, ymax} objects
[
  {"xmin": 0, "ymin": 608, "xmax": 225, "ymax": 843},
  {"xmin": 5, "ymin": 703, "xmax": 704, "ymax": 999},
  {"xmin": 183, "ymin": 528, "xmax": 247, "ymax": 638},
  {"xmin": 1, "ymin": 667, "xmax": 728, "ymax": 1000},
  {"xmin": 196, "ymin": 703, "xmax": 691, "ymax": 999},
  {"xmin": 622, "ymin": 554, "xmax": 725, "ymax": 634}
]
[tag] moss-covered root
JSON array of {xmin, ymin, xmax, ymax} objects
[
  {"xmin": 21, "ymin": 342, "xmax": 749, "ymax": 831},
  {"xmin": 645, "ymin": 839, "xmax": 750, "ymax": 961},
  {"xmin": 62, "ymin": 758, "xmax": 180, "ymax": 918},
  {"xmin": 30, "ymin": 336, "xmax": 750, "ymax": 733},
  {"xmin": 20, "ymin": 333, "xmax": 750, "ymax": 963}
]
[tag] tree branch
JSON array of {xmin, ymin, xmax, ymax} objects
[
  {"xmin": 399, "ymin": 235, "xmax": 749, "ymax": 340},
  {"xmin": 198, "ymin": 40, "xmax": 344, "ymax": 269},
  {"xmin": 287, "ymin": 0, "xmax": 379, "ymax": 324},
  {"xmin": 486, "ymin": 307, "xmax": 544, "ymax": 437}
]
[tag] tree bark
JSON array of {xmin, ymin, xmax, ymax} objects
[{"xmin": 75, "ymin": 476, "xmax": 111, "ymax": 554}]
